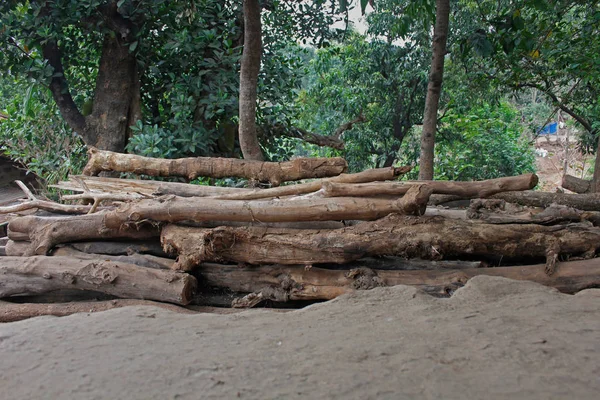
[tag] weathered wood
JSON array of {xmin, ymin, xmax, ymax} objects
[
  {"xmin": 0, "ymin": 299, "xmax": 196, "ymax": 323},
  {"xmin": 5, "ymin": 240, "xmax": 28, "ymax": 256},
  {"xmin": 213, "ymin": 166, "xmax": 412, "ymax": 200},
  {"xmin": 562, "ymin": 174, "xmax": 591, "ymax": 193},
  {"xmin": 9, "ymin": 186, "xmax": 431, "ymax": 257},
  {"xmin": 491, "ymin": 191, "xmax": 600, "ymax": 211},
  {"xmin": 51, "ymin": 247, "xmax": 174, "ymax": 270},
  {"xmin": 8, "ymin": 214, "xmax": 160, "ymax": 256},
  {"xmin": 69, "ymin": 241, "xmax": 168, "ymax": 257},
  {"xmin": 162, "ymin": 214, "xmax": 600, "ymax": 270},
  {"xmin": 0, "ymin": 256, "xmax": 196, "ymax": 304},
  {"xmin": 321, "ymin": 257, "xmax": 482, "ymax": 271},
  {"xmin": 83, "ymin": 147, "xmax": 348, "ymax": 186},
  {"xmin": 467, "ymin": 200, "xmax": 599, "ymax": 225},
  {"xmin": 198, "ymin": 258, "xmax": 600, "ymax": 306},
  {"xmin": 322, "ymin": 173, "xmax": 538, "ymax": 199},
  {"xmin": 53, "ymin": 175, "xmax": 249, "ymax": 198}
]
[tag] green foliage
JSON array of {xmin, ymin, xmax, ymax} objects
[
  {"xmin": 0, "ymin": 77, "xmax": 86, "ymax": 190},
  {"xmin": 434, "ymin": 101, "xmax": 535, "ymax": 181}
]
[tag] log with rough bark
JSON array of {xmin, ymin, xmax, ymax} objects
[
  {"xmin": 83, "ymin": 147, "xmax": 348, "ymax": 186},
  {"xmin": 51, "ymin": 247, "xmax": 175, "ymax": 270},
  {"xmin": 197, "ymin": 258, "xmax": 600, "ymax": 306},
  {"xmin": 322, "ymin": 173, "xmax": 538, "ymax": 199},
  {"xmin": 467, "ymin": 200, "xmax": 600, "ymax": 225},
  {"xmin": 491, "ymin": 191, "xmax": 600, "ymax": 211},
  {"xmin": 562, "ymin": 174, "xmax": 591, "ymax": 194},
  {"xmin": 161, "ymin": 214, "xmax": 600, "ymax": 273},
  {"xmin": 0, "ymin": 256, "xmax": 196, "ymax": 304},
  {"xmin": 9, "ymin": 185, "xmax": 432, "ymax": 257},
  {"xmin": 0, "ymin": 299, "xmax": 196, "ymax": 323},
  {"xmin": 8, "ymin": 214, "xmax": 160, "ymax": 256}
]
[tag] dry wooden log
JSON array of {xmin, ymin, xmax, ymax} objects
[
  {"xmin": 467, "ymin": 200, "xmax": 594, "ymax": 225},
  {"xmin": 0, "ymin": 299, "xmax": 196, "ymax": 323},
  {"xmin": 69, "ymin": 241, "xmax": 168, "ymax": 257},
  {"xmin": 491, "ymin": 191, "xmax": 600, "ymax": 211},
  {"xmin": 562, "ymin": 174, "xmax": 591, "ymax": 194},
  {"xmin": 8, "ymin": 214, "xmax": 160, "ymax": 256},
  {"xmin": 83, "ymin": 147, "xmax": 348, "ymax": 186},
  {"xmin": 51, "ymin": 247, "xmax": 174, "ymax": 270},
  {"xmin": 0, "ymin": 256, "xmax": 196, "ymax": 304},
  {"xmin": 212, "ymin": 166, "xmax": 412, "ymax": 200},
  {"xmin": 322, "ymin": 173, "xmax": 538, "ymax": 199},
  {"xmin": 198, "ymin": 258, "xmax": 600, "ymax": 306},
  {"xmin": 187, "ymin": 220, "xmax": 347, "ymax": 230},
  {"xmin": 5, "ymin": 240, "xmax": 28, "ymax": 256},
  {"xmin": 52, "ymin": 175, "xmax": 249, "ymax": 198},
  {"xmin": 161, "ymin": 214, "xmax": 600, "ymax": 272},
  {"xmin": 321, "ymin": 257, "xmax": 482, "ymax": 271},
  {"xmin": 9, "ymin": 185, "xmax": 431, "ymax": 257}
]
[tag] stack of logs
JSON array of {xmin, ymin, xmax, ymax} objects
[{"xmin": 2, "ymin": 147, "xmax": 600, "ymax": 320}]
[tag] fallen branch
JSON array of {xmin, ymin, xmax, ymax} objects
[
  {"xmin": 161, "ymin": 214, "xmax": 600, "ymax": 271},
  {"xmin": 322, "ymin": 173, "xmax": 538, "ymax": 199},
  {"xmin": 214, "ymin": 166, "xmax": 412, "ymax": 200},
  {"xmin": 197, "ymin": 258, "xmax": 600, "ymax": 307},
  {"xmin": 0, "ymin": 299, "xmax": 196, "ymax": 323},
  {"xmin": 83, "ymin": 147, "xmax": 348, "ymax": 186},
  {"xmin": 51, "ymin": 247, "xmax": 175, "ymax": 270}
]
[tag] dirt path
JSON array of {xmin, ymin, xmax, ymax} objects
[{"xmin": 1, "ymin": 276, "xmax": 598, "ymax": 400}]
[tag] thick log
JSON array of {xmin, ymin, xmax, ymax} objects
[
  {"xmin": 0, "ymin": 299, "xmax": 196, "ymax": 323},
  {"xmin": 322, "ymin": 173, "xmax": 538, "ymax": 199},
  {"xmin": 8, "ymin": 214, "xmax": 160, "ymax": 256},
  {"xmin": 491, "ymin": 191, "xmax": 600, "ymax": 211},
  {"xmin": 83, "ymin": 147, "xmax": 348, "ymax": 186},
  {"xmin": 5, "ymin": 240, "xmax": 28, "ymax": 256},
  {"xmin": 0, "ymin": 256, "xmax": 196, "ymax": 304},
  {"xmin": 562, "ymin": 174, "xmax": 591, "ymax": 194},
  {"xmin": 213, "ymin": 166, "xmax": 412, "ymax": 200},
  {"xmin": 69, "ymin": 241, "xmax": 168, "ymax": 257},
  {"xmin": 321, "ymin": 257, "xmax": 482, "ymax": 271},
  {"xmin": 198, "ymin": 258, "xmax": 600, "ymax": 305},
  {"xmin": 161, "ymin": 214, "xmax": 600, "ymax": 271}
]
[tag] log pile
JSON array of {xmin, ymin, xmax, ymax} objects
[{"xmin": 1, "ymin": 148, "xmax": 600, "ymax": 321}]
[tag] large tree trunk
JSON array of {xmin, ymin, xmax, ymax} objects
[
  {"xmin": 418, "ymin": 0, "xmax": 450, "ymax": 180},
  {"xmin": 239, "ymin": 0, "xmax": 264, "ymax": 160},
  {"xmin": 592, "ymin": 134, "xmax": 600, "ymax": 192},
  {"xmin": 199, "ymin": 258, "xmax": 600, "ymax": 306},
  {"xmin": 83, "ymin": 147, "xmax": 347, "ymax": 186},
  {"xmin": 322, "ymin": 173, "xmax": 538, "ymax": 199},
  {"xmin": 42, "ymin": 2, "xmax": 139, "ymax": 152},
  {"xmin": 161, "ymin": 214, "xmax": 600, "ymax": 271},
  {"xmin": 0, "ymin": 256, "xmax": 196, "ymax": 305}
]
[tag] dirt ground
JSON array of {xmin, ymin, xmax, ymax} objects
[{"xmin": 1, "ymin": 276, "xmax": 599, "ymax": 399}]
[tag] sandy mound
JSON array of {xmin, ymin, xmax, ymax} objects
[{"xmin": 1, "ymin": 276, "xmax": 599, "ymax": 400}]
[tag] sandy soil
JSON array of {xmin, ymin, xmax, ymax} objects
[{"xmin": 1, "ymin": 276, "xmax": 598, "ymax": 400}]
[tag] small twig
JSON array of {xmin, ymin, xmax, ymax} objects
[{"xmin": 15, "ymin": 180, "xmax": 36, "ymax": 201}]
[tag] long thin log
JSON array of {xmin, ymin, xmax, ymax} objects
[
  {"xmin": 83, "ymin": 147, "xmax": 348, "ymax": 186},
  {"xmin": 0, "ymin": 256, "xmax": 196, "ymax": 305},
  {"xmin": 161, "ymin": 214, "xmax": 600, "ymax": 271},
  {"xmin": 322, "ymin": 173, "xmax": 538, "ymax": 199},
  {"xmin": 52, "ymin": 175, "xmax": 249, "ymax": 198},
  {"xmin": 491, "ymin": 191, "xmax": 600, "ymax": 211},
  {"xmin": 9, "ymin": 186, "xmax": 432, "ymax": 257},
  {"xmin": 0, "ymin": 299, "xmax": 196, "ymax": 323},
  {"xmin": 562, "ymin": 174, "xmax": 591, "ymax": 194},
  {"xmin": 6, "ymin": 240, "xmax": 169, "ymax": 258},
  {"xmin": 215, "ymin": 166, "xmax": 412, "ymax": 200},
  {"xmin": 198, "ymin": 258, "xmax": 600, "ymax": 306}
]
